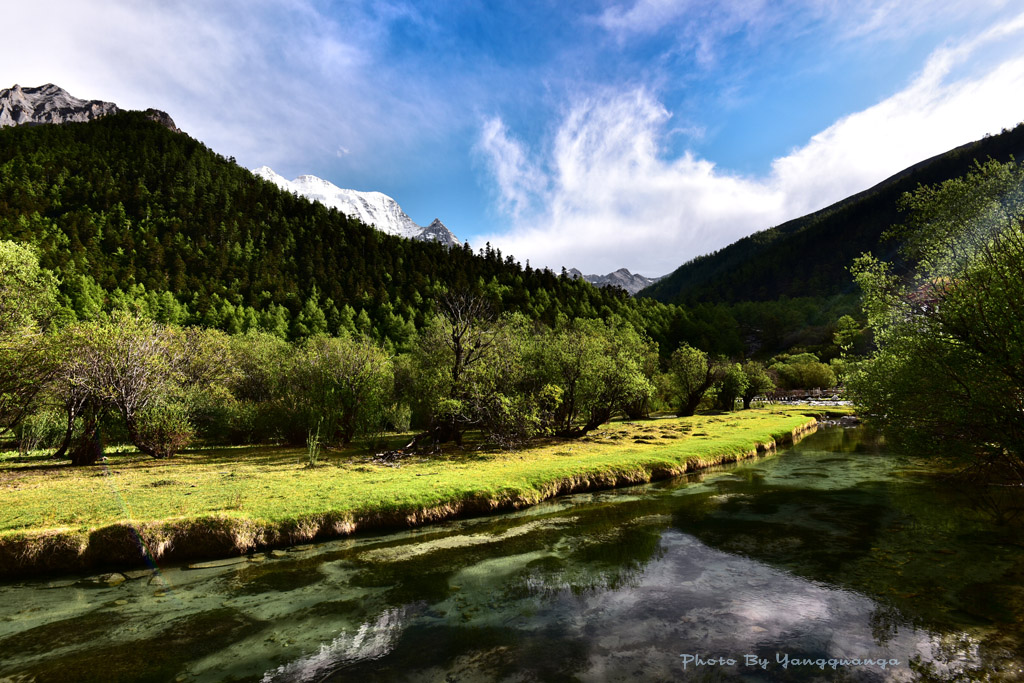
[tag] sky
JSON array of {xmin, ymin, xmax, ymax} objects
[{"xmin": 4, "ymin": 1, "xmax": 1024, "ymax": 277}]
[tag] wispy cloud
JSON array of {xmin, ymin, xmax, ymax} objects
[
  {"xmin": 476, "ymin": 118, "xmax": 548, "ymax": 221},
  {"xmin": 838, "ymin": 0, "xmax": 1011, "ymax": 41},
  {"xmin": 0, "ymin": 0, "xmax": 460, "ymax": 178},
  {"xmin": 479, "ymin": 14, "xmax": 1024, "ymax": 275},
  {"xmin": 597, "ymin": 0, "xmax": 698, "ymax": 35},
  {"xmin": 596, "ymin": 0, "xmax": 1011, "ymax": 65}
]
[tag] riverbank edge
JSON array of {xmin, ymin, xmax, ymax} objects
[{"xmin": 0, "ymin": 414, "xmax": 822, "ymax": 581}]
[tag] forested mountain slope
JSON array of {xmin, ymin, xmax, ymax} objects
[
  {"xmin": 641, "ymin": 122, "xmax": 1024, "ymax": 304},
  {"xmin": 0, "ymin": 112, "xmax": 698, "ymax": 351}
]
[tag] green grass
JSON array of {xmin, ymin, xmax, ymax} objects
[{"xmin": 0, "ymin": 407, "xmax": 826, "ymax": 576}]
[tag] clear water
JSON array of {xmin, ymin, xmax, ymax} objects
[{"xmin": 1, "ymin": 427, "xmax": 1023, "ymax": 682}]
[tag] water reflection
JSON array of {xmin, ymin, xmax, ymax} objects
[{"xmin": 0, "ymin": 427, "xmax": 1021, "ymax": 681}]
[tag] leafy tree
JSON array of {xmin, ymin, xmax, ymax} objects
[
  {"xmin": 54, "ymin": 312, "xmax": 199, "ymax": 462},
  {"xmin": 225, "ymin": 331, "xmax": 293, "ymax": 443},
  {"xmin": 0, "ymin": 241, "xmax": 60, "ymax": 433},
  {"xmin": 0, "ymin": 241, "xmax": 59, "ymax": 335},
  {"xmin": 739, "ymin": 361, "xmax": 775, "ymax": 409},
  {"xmin": 849, "ymin": 159, "xmax": 1024, "ymax": 480},
  {"xmin": 832, "ymin": 315, "xmax": 861, "ymax": 354},
  {"xmin": 175, "ymin": 327, "xmax": 235, "ymax": 442},
  {"xmin": 668, "ymin": 343, "xmax": 718, "ymax": 416},
  {"xmin": 289, "ymin": 334, "xmax": 394, "ymax": 445},
  {"xmin": 541, "ymin": 318, "xmax": 654, "ymax": 436},
  {"xmin": 413, "ymin": 291, "xmax": 500, "ymax": 445},
  {"xmin": 715, "ymin": 363, "xmax": 749, "ymax": 411},
  {"xmin": 623, "ymin": 332, "xmax": 661, "ymax": 419},
  {"xmin": 459, "ymin": 314, "xmax": 551, "ymax": 447}
]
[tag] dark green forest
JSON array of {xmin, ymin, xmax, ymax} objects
[
  {"xmin": 0, "ymin": 111, "xmax": 857, "ymax": 461},
  {"xmin": 641, "ymin": 121, "xmax": 1024, "ymax": 305},
  {"xmin": 0, "ymin": 112, "xmax": 698, "ymax": 353},
  {"xmin": 0, "ymin": 111, "xmax": 883, "ymax": 360}
]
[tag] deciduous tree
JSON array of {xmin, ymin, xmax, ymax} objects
[
  {"xmin": 740, "ymin": 361, "xmax": 775, "ymax": 409},
  {"xmin": 849, "ymin": 159, "xmax": 1024, "ymax": 481},
  {"xmin": 668, "ymin": 343, "xmax": 718, "ymax": 417},
  {"xmin": 0, "ymin": 241, "xmax": 60, "ymax": 434}
]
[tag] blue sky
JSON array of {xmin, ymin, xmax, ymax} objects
[{"xmin": 5, "ymin": 1, "xmax": 1024, "ymax": 275}]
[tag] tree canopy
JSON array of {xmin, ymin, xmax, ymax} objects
[{"xmin": 848, "ymin": 159, "xmax": 1024, "ymax": 481}]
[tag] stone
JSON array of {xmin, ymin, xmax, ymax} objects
[
  {"xmin": 186, "ymin": 556, "xmax": 248, "ymax": 570},
  {"xmin": 85, "ymin": 572, "xmax": 126, "ymax": 587},
  {"xmin": 123, "ymin": 569, "xmax": 154, "ymax": 580}
]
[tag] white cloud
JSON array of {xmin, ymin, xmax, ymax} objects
[
  {"xmin": 0, "ymin": 0, "xmax": 454, "ymax": 177},
  {"xmin": 479, "ymin": 14, "xmax": 1024, "ymax": 276},
  {"xmin": 597, "ymin": 0, "xmax": 699, "ymax": 35},
  {"xmin": 476, "ymin": 118, "xmax": 548, "ymax": 221},
  {"xmin": 839, "ymin": 0, "xmax": 1012, "ymax": 41},
  {"xmin": 596, "ymin": 0, "xmax": 1011, "ymax": 67}
]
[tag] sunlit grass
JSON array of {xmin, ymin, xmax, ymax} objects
[{"xmin": 0, "ymin": 407, "xmax": 837, "ymax": 574}]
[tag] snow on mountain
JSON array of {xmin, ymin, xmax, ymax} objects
[
  {"xmin": 0, "ymin": 83, "xmax": 179, "ymax": 132},
  {"xmin": 567, "ymin": 267, "xmax": 663, "ymax": 296},
  {"xmin": 418, "ymin": 219, "xmax": 460, "ymax": 245},
  {"xmin": 253, "ymin": 166, "xmax": 460, "ymax": 247}
]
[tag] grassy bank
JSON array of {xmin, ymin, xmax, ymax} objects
[{"xmin": 0, "ymin": 407, "xmax": 831, "ymax": 579}]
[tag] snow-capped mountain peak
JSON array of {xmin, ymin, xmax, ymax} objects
[{"xmin": 253, "ymin": 167, "xmax": 460, "ymax": 247}]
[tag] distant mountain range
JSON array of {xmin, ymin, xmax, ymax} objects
[
  {"xmin": 0, "ymin": 83, "xmax": 178, "ymax": 132},
  {"xmin": 641, "ymin": 121, "xmax": 1024, "ymax": 305},
  {"xmin": 568, "ymin": 267, "xmax": 662, "ymax": 295},
  {"xmin": 253, "ymin": 166, "xmax": 461, "ymax": 248}
]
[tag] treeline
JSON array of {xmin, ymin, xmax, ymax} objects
[{"xmin": 2, "ymin": 241, "xmax": 844, "ymax": 464}]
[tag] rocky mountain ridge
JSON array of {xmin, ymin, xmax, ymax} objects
[
  {"xmin": 0, "ymin": 83, "xmax": 178, "ymax": 131},
  {"xmin": 567, "ymin": 267, "xmax": 663, "ymax": 295},
  {"xmin": 253, "ymin": 166, "xmax": 461, "ymax": 247}
]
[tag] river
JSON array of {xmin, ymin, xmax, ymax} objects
[{"xmin": 1, "ymin": 426, "xmax": 1022, "ymax": 681}]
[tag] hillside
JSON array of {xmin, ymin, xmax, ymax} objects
[
  {"xmin": 0, "ymin": 111, "xmax": 686, "ymax": 349},
  {"xmin": 641, "ymin": 122, "xmax": 1024, "ymax": 304}
]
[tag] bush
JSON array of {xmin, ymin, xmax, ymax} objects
[
  {"xmin": 15, "ymin": 408, "xmax": 65, "ymax": 455},
  {"xmin": 132, "ymin": 397, "xmax": 194, "ymax": 459}
]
